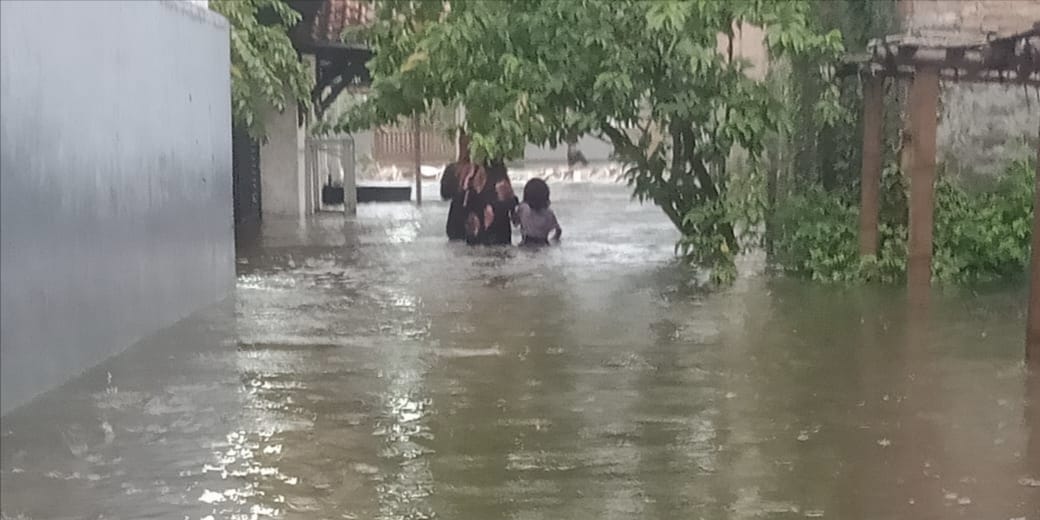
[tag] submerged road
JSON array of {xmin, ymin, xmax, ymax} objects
[{"xmin": 1, "ymin": 183, "xmax": 1037, "ymax": 519}]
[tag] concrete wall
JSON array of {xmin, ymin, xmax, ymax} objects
[
  {"xmin": 901, "ymin": 0, "xmax": 1040, "ymax": 34},
  {"xmin": 901, "ymin": 0, "xmax": 1040, "ymax": 176},
  {"xmin": 260, "ymin": 102, "xmax": 309, "ymax": 217},
  {"xmin": 0, "ymin": 0, "xmax": 235, "ymax": 414}
]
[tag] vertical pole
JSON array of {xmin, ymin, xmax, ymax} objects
[
  {"xmin": 1027, "ymin": 124, "xmax": 1040, "ymax": 366},
  {"xmin": 456, "ymin": 104, "xmax": 469, "ymax": 163},
  {"xmin": 312, "ymin": 143, "xmax": 322, "ymax": 212},
  {"xmin": 341, "ymin": 138, "xmax": 357, "ymax": 215},
  {"xmin": 296, "ymin": 119, "xmax": 308, "ymax": 220},
  {"xmin": 859, "ymin": 74, "xmax": 884, "ymax": 257},
  {"xmin": 458, "ymin": 130, "xmax": 470, "ymax": 163},
  {"xmin": 413, "ymin": 113, "xmax": 422, "ymax": 205},
  {"xmin": 907, "ymin": 66, "xmax": 939, "ymax": 297},
  {"xmin": 303, "ymin": 138, "xmax": 315, "ymax": 217}
]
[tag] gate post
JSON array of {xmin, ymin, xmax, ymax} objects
[
  {"xmin": 341, "ymin": 137, "xmax": 357, "ymax": 215},
  {"xmin": 413, "ymin": 113, "xmax": 422, "ymax": 205},
  {"xmin": 1028, "ymin": 124, "xmax": 1040, "ymax": 366},
  {"xmin": 859, "ymin": 74, "xmax": 884, "ymax": 257},
  {"xmin": 907, "ymin": 66, "xmax": 939, "ymax": 299}
]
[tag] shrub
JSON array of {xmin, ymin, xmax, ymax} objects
[{"xmin": 770, "ymin": 157, "xmax": 1034, "ymax": 284}]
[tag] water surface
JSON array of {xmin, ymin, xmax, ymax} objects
[{"xmin": 2, "ymin": 183, "xmax": 1037, "ymax": 519}]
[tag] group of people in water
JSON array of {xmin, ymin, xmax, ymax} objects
[{"xmin": 439, "ymin": 156, "xmax": 562, "ymax": 246}]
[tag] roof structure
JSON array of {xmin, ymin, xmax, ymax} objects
[
  {"xmin": 842, "ymin": 22, "xmax": 1040, "ymax": 86},
  {"xmin": 289, "ymin": 0, "xmax": 374, "ymax": 117},
  {"xmin": 291, "ymin": 0, "xmax": 373, "ymax": 51}
]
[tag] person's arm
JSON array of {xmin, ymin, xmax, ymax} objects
[
  {"xmin": 511, "ymin": 203, "xmax": 524, "ymax": 227},
  {"xmin": 551, "ymin": 210, "xmax": 562, "ymax": 240}
]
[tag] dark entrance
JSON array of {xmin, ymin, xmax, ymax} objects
[{"xmin": 231, "ymin": 125, "xmax": 262, "ymax": 236}]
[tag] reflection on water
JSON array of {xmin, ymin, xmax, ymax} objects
[{"xmin": 1, "ymin": 184, "xmax": 1038, "ymax": 519}]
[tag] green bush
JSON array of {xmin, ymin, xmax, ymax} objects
[{"xmin": 770, "ymin": 157, "xmax": 1034, "ymax": 284}]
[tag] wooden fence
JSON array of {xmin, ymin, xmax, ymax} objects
[{"xmin": 373, "ymin": 124, "xmax": 455, "ymax": 167}]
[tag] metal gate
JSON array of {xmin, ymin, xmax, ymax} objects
[
  {"xmin": 231, "ymin": 125, "xmax": 261, "ymax": 228},
  {"xmin": 306, "ymin": 135, "xmax": 356, "ymax": 214}
]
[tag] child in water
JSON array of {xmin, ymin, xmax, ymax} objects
[{"xmin": 512, "ymin": 178, "xmax": 561, "ymax": 246}]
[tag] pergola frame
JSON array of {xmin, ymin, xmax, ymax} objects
[{"xmin": 845, "ymin": 23, "xmax": 1040, "ymax": 363}]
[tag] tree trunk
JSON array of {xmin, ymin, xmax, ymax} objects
[{"xmin": 605, "ymin": 122, "xmax": 739, "ymax": 263}]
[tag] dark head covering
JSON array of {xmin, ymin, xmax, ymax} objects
[{"xmin": 485, "ymin": 158, "xmax": 509, "ymax": 186}]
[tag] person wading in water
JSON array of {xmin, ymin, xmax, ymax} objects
[
  {"xmin": 461, "ymin": 164, "xmax": 496, "ymax": 245},
  {"xmin": 440, "ymin": 133, "xmax": 472, "ymax": 240},
  {"xmin": 512, "ymin": 177, "xmax": 561, "ymax": 246}
]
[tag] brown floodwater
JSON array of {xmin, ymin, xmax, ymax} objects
[{"xmin": 1, "ymin": 183, "xmax": 1038, "ymax": 519}]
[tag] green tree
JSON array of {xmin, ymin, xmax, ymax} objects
[
  {"xmin": 786, "ymin": 0, "xmax": 897, "ymax": 191},
  {"xmin": 211, "ymin": 0, "xmax": 312, "ymax": 139},
  {"xmin": 340, "ymin": 0, "xmax": 842, "ymax": 281}
]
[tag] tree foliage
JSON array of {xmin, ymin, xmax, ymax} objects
[
  {"xmin": 211, "ymin": 0, "xmax": 312, "ymax": 140},
  {"xmin": 339, "ymin": 0, "xmax": 843, "ymax": 282},
  {"xmin": 771, "ymin": 0, "xmax": 898, "ymax": 192}
]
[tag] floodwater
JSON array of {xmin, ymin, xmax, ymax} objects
[{"xmin": 2, "ymin": 183, "xmax": 1038, "ymax": 519}]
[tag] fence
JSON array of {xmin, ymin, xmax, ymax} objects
[{"xmin": 373, "ymin": 124, "xmax": 455, "ymax": 167}]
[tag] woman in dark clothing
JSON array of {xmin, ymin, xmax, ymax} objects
[
  {"xmin": 462, "ymin": 165, "xmax": 497, "ymax": 245},
  {"xmin": 485, "ymin": 158, "xmax": 509, "ymax": 186},
  {"xmin": 441, "ymin": 161, "xmax": 471, "ymax": 240},
  {"xmin": 442, "ymin": 133, "xmax": 476, "ymax": 241},
  {"xmin": 469, "ymin": 158, "xmax": 515, "ymax": 245}
]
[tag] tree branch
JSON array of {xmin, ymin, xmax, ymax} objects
[{"xmin": 601, "ymin": 123, "xmax": 638, "ymax": 159}]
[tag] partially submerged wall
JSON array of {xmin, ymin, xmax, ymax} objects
[{"xmin": 0, "ymin": 0, "xmax": 235, "ymax": 413}]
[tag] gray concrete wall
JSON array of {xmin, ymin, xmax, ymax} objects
[
  {"xmin": 938, "ymin": 83, "xmax": 1040, "ymax": 178},
  {"xmin": 0, "ymin": 0, "xmax": 235, "ymax": 414},
  {"xmin": 260, "ymin": 102, "xmax": 308, "ymax": 217}
]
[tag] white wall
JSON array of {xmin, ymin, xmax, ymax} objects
[
  {"xmin": 260, "ymin": 103, "xmax": 309, "ymax": 217},
  {"xmin": 0, "ymin": 0, "xmax": 235, "ymax": 413}
]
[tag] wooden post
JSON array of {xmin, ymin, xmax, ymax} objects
[
  {"xmin": 859, "ymin": 74, "xmax": 884, "ymax": 257},
  {"xmin": 413, "ymin": 113, "xmax": 422, "ymax": 205},
  {"xmin": 1028, "ymin": 125, "xmax": 1040, "ymax": 366},
  {"xmin": 458, "ymin": 130, "xmax": 470, "ymax": 162},
  {"xmin": 907, "ymin": 66, "xmax": 939, "ymax": 296},
  {"xmin": 340, "ymin": 138, "xmax": 357, "ymax": 215}
]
